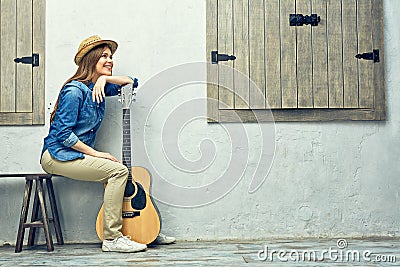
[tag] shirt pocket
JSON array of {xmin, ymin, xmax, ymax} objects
[{"xmin": 81, "ymin": 102, "xmax": 99, "ymax": 124}]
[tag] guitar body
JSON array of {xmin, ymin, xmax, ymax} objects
[{"xmin": 96, "ymin": 166, "xmax": 161, "ymax": 244}]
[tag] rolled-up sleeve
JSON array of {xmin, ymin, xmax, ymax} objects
[
  {"xmin": 62, "ymin": 132, "xmax": 79, "ymax": 147},
  {"xmin": 55, "ymin": 85, "xmax": 83, "ymax": 147},
  {"xmin": 130, "ymin": 77, "xmax": 139, "ymax": 88}
]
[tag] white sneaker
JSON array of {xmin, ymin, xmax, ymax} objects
[
  {"xmin": 152, "ymin": 233, "xmax": 176, "ymax": 245},
  {"xmin": 102, "ymin": 236, "xmax": 147, "ymax": 253}
]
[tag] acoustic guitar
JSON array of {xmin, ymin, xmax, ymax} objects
[{"xmin": 95, "ymin": 82, "xmax": 161, "ymax": 244}]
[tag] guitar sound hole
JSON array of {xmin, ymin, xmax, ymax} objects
[{"xmin": 124, "ymin": 182, "xmax": 135, "ymax": 197}]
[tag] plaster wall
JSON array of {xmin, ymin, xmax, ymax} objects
[{"xmin": 0, "ymin": 0, "xmax": 399, "ymax": 244}]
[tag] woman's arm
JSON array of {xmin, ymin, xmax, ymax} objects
[
  {"xmin": 71, "ymin": 140, "xmax": 120, "ymax": 162},
  {"xmin": 102, "ymin": 75, "xmax": 134, "ymax": 86},
  {"xmin": 93, "ymin": 75, "xmax": 134, "ymax": 103}
]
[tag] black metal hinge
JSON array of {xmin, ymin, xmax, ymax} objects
[
  {"xmin": 14, "ymin": 53, "xmax": 39, "ymax": 67},
  {"xmin": 290, "ymin": 14, "xmax": 321, "ymax": 26},
  {"xmin": 355, "ymin": 49, "xmax": 380, "ymax": 63},
  {"xmin": 212, "ymin": 51, "xmax": 236, "ymax": 64}
]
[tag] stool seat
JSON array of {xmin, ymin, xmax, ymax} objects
[{"xmin": 11, "ymin": 174, "xmax": 64, "ymax": 252}]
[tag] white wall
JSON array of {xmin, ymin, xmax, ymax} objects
[{"xmin": 1, "ymin": 0, "xmax": 399, "ymax": 244}]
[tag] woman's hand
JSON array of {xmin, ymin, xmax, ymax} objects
[
  {"xmin": 93, "ymin": 76, "xmax": 107, "ymax": 103},
  {"xmin": 71, "ymin": 140, "xmax": 120, "ymax": 163},
  {"xmin": 92, "ymin": 151, "xmax": 120, "ymax": 163}
]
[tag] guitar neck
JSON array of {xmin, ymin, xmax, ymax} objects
[{"xmin": 122, "ymin": 109, "xmax": 133, "ymax": 179}]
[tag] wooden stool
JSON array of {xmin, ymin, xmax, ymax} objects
[{"xmin": 11, "ymin": 174, "xmax": 64, "ymax": 252}]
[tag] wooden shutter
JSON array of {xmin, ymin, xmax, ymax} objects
[
  {"xmin": 0, "ymin": 0, "xmax": 46, "ymax": 125},
  {"xmin": 207, "ymin": 0, "xmax": 385, "ymax": 122}
]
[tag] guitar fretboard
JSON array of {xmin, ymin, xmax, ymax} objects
[{"xmin": 122, "ymin": 109, "xmax": 133, "ymax": 180}]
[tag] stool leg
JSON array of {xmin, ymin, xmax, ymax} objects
[
  {"xmin": 27, "ymin": 184, "xmax": 40, "ymax": 247},
  {"xmin": 15, "ymin": 179, "xmax": 33, "ymax": 253},
  {"xmin": 37, "ymin": 178, "xmax": 54, "ymax": 252},
  {"xmin": 45, "ymin": 178, "xmax": 64, "ymax": 245}
]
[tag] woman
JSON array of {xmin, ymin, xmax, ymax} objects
[{"xmin": 40, "ymin": 35, "xmax": 174, "ymax": 253}]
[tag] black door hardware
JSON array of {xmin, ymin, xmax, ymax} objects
[
  {"xmin": 212, "ymin": 51, "xmax": 236, "ymax": 64},
  {"xmin": 14, "ymin": 53, "xmax": 39, "ymax": 67},
  {"xmin": 290, "ymin": 14, "xmax": 320, "ymax": 26},
  {"xmin": 355, "ymin": 49, "xmax": 380, "ymax": 63}
]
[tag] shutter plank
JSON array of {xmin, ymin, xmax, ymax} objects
[
  {"xmin": 343, "ymin": 0, "xmax": 358, "ymax": 108},
  {"xmin": 296, "ymin": 0, "xmax": 313, "ymax": 108},
  {"xmin": 371, "ymin": 0, "xmax": 385, "ymax": 119},
  {"xmin": 358, "ymin": 0, "xmax": 374, "ymax": 108},
  {"xmin": 249, "ymin": 0, "xmax": 266, "ymax": 109},
  {"xmin": 281, "ymin": 0, "xmax": 297, "ymax": 108},
  {"xmin": 220, "ymin": 109, "xmax": 382, "ymax": 122},
  {"xmin": 265, "ymin": 0, "xmax": 281, "ymax": 109},
  {"xmin": 0, "ymin": 3, "xmax": 1, "ymax": 109},
  {"xmin": 218, "ymin": 0, "xmax": 234, "ymax": 109},
  {"xmin": 312, "ymin": 0, "xmax": 328, "ymax": 108},
  {"xmin": 207, "ymin": 0, "xmax": 219, "ymax": 121},
  {"xmin": 1, "ymin": 0, "xmax": 17, "ymax": 112},
  {"xmin": 0, "ymin": 112, "xmax": 32, "ymax": 125},
  {"xmin": 16, "ymin": 0, "xmax": 33, "ymax": 112},
  {"xmin": 327, "ymin": 0, "xmax": 344, "ymax": 108},
  {"xmin": 233, "ymin": 0, "xmax": 249, "ymax": 109},
  {"xmin": 32, "ymin": 0, "xmax": 46, "ymax": 124}
]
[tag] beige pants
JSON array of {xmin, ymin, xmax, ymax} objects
[{"xmin": 40, "ymin": 149, "xmax": 128, "ymax": 240}]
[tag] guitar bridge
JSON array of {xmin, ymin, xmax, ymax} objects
[{"xmin": 122, "ymin": 211, "xmax": 140, "ymax": 218}]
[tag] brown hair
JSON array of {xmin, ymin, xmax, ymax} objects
[{"xmin": 50, "ymin": 44, "xmax": 111, "ymax": 123}]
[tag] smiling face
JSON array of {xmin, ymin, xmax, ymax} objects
[{"xmin": 95, "ymin": 47, "xmax": 113, "ymax": 77}]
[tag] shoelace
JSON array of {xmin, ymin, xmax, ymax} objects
[
  {"xmin": 112, "ymin": 235, "xmax": 132, "ymax": 244},
  {"xmin": 121, "ymin": 236, "xmax": 132, "ymax": 243}
]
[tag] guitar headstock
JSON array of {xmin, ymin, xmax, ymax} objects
[{"xmin": 120, "ymin": 78, "xmax": 139, "ymax": 110}]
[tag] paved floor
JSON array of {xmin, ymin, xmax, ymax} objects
[{"xmin": 0, "ymin": 238, "xmax": 399, "ymax": 266}]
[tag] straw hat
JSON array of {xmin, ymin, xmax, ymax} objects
[{"xmin": 74, "ymin": 35, "xmax": 118, "ymax": 65}]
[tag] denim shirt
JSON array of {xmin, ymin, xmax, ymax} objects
[{"xmin": 41, "ymin": 79, "xmax": 137, "ymax": 161}]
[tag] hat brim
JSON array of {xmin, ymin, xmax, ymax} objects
[{"xmin": 74, "ymin": 39, "xmax": 118, "ymax": 65}]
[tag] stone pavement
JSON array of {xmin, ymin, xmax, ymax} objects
[{"xmin": 0, "ymin": 238, "xmax": 399, "ymax": 266}]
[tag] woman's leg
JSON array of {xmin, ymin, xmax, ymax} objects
[{"xmin": 41, "ymin": 150, "xmax": 128, "ymax": 240}]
